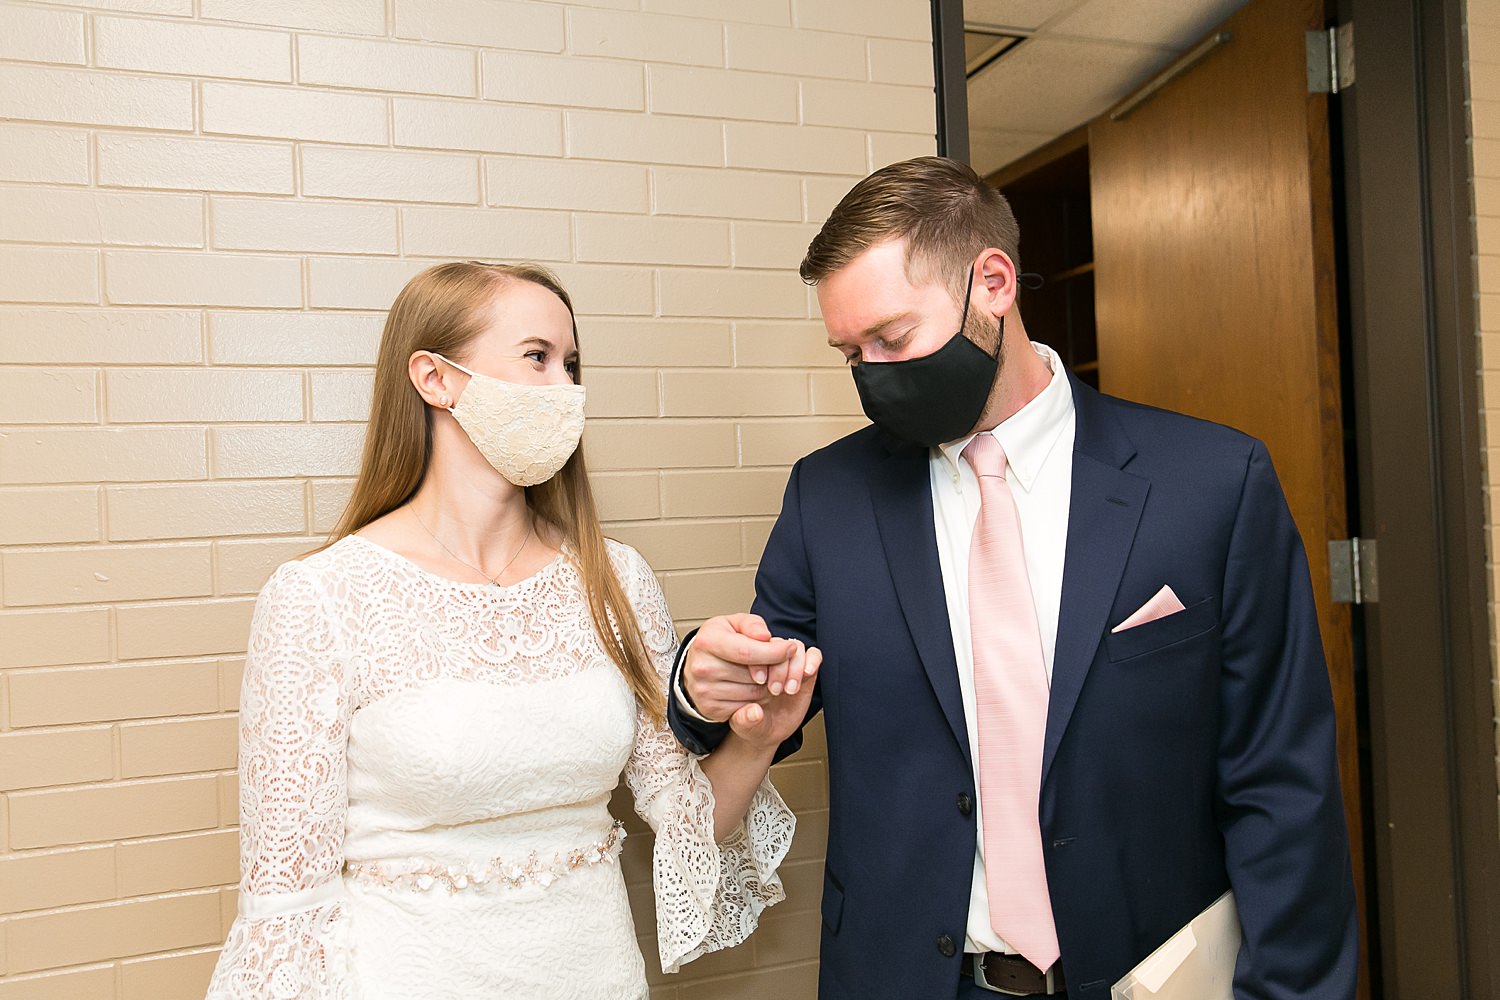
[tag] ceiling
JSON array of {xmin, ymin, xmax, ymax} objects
[{"xmin": 965, "ymin": 0, "xmax": 1248, "ymax": 176}]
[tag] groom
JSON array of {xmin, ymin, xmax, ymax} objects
[{"xmin": 668, "ymin": 157, "xmax": 1357, "ymax": 998}]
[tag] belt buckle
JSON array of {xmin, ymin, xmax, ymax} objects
[{"xmin": 972, "ymin": 955, "xmax": 1060, "ymax": 996}]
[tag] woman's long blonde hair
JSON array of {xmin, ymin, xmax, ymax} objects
[{"xmin": 328, "ymin": 261, "xmax": 663, "ymax": 720}]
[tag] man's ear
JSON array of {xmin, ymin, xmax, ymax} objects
[{"xmin": 975, "ymin": 247, "xmax": 1018, "ymax": 318}]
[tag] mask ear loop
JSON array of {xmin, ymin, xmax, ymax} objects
[
  {"xmin": 430, "ymin": 352, "xmax": 476, "ymax": 377},
  {"xmin": 958, "ymin": 263, "xmax": 975, "ymax": 331},
  {"xmin": 959, "ymin": 262, "xmax": 1005, "ymax": 359},
  {"xmin": 429, "ymin": 352, "xmax": 472, "ymax": 414}
]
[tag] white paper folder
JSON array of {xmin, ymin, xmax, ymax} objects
[{"xmin": 1111, "ymin": 891, "xmax": 1241, "ymax": 999}]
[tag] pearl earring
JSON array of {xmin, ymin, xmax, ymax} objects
[{"xmin": 440, "ymin": 395, "xmax": 449, "ymax": 407}]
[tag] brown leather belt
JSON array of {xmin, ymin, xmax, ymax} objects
[{"xmin": 960, "ymin": 952, "xmax": 1066, "ymax": 995}]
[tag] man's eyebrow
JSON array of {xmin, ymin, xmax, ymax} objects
[{"xmin": 827, "ymin": 311, "xmax": 918, "ymax": 348}]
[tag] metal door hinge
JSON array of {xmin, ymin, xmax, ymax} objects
[
  {"xmin": 1307, "ymin": 22, "xmax": 1355, "ymax": 93},
  {"xmin": 1328, "ymin": 537, "xmax": 1378, "ymax": 604}
]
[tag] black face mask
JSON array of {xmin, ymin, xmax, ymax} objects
[{"xmin": 850, "ymin": 267, "xmax": 1001, "ymax": 448}]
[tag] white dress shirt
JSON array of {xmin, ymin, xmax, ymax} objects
[
  {"xmin": 674, "ymin": 341, "xmax": 1076, "ymax": 955},
  {"xmin": 932, "ymin": 342, "xmax": 1075, "ymax": 953}
]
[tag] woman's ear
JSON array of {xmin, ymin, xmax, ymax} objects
[{"xmin": 409, "ymin": 351, "xmax": 460, "ymax": 409}]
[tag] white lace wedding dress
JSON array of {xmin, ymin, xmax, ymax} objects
[{"xmin": 205, "ymin": 535, "xmax": 793, "ymax": 999}]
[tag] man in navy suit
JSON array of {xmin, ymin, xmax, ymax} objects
[{"xmin": 667, "ymin": 157, "xmax": 1357, "ymax": 999}]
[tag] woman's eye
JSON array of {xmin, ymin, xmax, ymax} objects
[
  {"xmin": 524, "ymin": 350, "xmax": 546, "ymax": 365},
  {"xmin": 564, "ymin": 360, "xmax": 579, "ymax": 376}
]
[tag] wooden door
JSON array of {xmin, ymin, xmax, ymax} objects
[{"xmin": 1088, "ymin": 0, "xmax": 1369, "ymax": 993}]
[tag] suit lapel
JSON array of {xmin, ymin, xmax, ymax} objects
[
  {"xmin": 868, "ymin": 441, "xmax": 973, "ymax": 769},
  {"xmin": 1043, "ymin": 377, "xmax": 1149, "ymax": 786},
  {"xmin": 861, "ymin": 376, "xmax": 1147, "ymax": 780}
]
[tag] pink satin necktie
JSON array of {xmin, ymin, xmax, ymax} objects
[{"xmin": 963, "ymin": 432, "xmax": 1060, "ymax": 971}]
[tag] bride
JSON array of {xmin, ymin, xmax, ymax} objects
[{"xmin": 205, "ymin": 261, "xmax": 818, "ymax": 998}]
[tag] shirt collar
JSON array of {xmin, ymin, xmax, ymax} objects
[{"xmin": 935, "ymin": 341, "xmax": 1075, "ymax": 492}]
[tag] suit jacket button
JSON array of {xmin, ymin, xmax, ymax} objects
[
  {"xmin": 957, "ymin": 793, "xmax": 973, "ymax": 817},
  {"xmin": 936, "ymin": 934, "xmax": 956, "ymax": 957}
]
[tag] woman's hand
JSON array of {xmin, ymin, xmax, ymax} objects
[
  {"xmin": 698, "ymin": 639, "xmax": 820, "ymax": 840},
  {"xmin": 724, "ymin": 640, "xmax": 821, "ymax": 752}
]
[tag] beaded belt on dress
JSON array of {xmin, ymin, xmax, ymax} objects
[{"xmin": 345, "ymin": 820, "xmax": 626, "ymax": 893}]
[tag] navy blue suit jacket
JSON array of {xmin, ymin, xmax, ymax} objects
[{"xmin": 668, "ymin": 374, "xmax": 1358, "ymax": 999}]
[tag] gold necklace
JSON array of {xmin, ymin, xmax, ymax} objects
[{"xmin": 408, "ymin": 506, "xmax": 534, "ymax": 587}]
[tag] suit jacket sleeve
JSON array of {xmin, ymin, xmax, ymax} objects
[
  {"xmin": 667, "ymin": 460, "xmax": 823, "ymax": 765},
  {"xmin": 1218, "ymin": 440, "xmax": 1359, "ymax": 999}
]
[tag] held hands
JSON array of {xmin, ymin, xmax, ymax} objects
[{"xmin": 684, "ymin": 614, "xmax": 821, "ymax": 752}]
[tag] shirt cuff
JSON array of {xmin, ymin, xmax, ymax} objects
[{"xmin": 673, "ymin": 635, "xmax": 716, "ymax": 724}]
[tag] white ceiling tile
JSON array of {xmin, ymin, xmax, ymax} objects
[
  {"xmin": 968, "ymin": 127, "xmax": 1057, "ymax": 176},
  {"xmin": 964, "ymin": 0, "xmax": 1081, "ymax": 32},
  {"xmin": 1045, "ymin": 0, "xmax": 1247, "ymax": 49},
  {"xmin": 961, "ymin": 0, "xmax": 1253, "ymax": 174},
  {"xmin": 966, "ymin": 35, "xmax": 1174, "ymax": 136}
]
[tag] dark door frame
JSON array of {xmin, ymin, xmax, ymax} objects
[
  {"xmin": 931, "ymin": 0, "xmax": 1500, "ymax": 994},
  {"xmin": 1338, "ymin": 0, "xmax": 1500, "ymax": 995},
  {"xmin": 932, "ymin": 0, "xmax": 969, "ymax": 164}
]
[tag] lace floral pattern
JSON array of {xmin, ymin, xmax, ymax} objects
[
  {"xmin": 205, "ymin": 535, "xmax": 794, "ymax": 999},
  {"xmin": 450, "ymin": 378, "xmax": 585, "ymax": 486},
  {"xmin": 212, "ymin": 904, "xmax": 354, "ymax": 1000},
  {"xmin": 620, "ymin": 547, "xmax": 795, "ymax": 973}
]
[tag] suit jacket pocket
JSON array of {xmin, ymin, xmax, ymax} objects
[
  {"xmin": 822, "ymin": 870, "xmax": 846, "ymax": 935},
  {"xmin": 1104, "ymin": 595, "xmax": 1219, "ymax": 662}
]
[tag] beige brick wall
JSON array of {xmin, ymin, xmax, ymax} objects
[
  {"xmin": 0, "ymin": 1, "xmax": 937, "ymax": 995},
  {"xmin": 1468, "ymin": 1, "xmax": 1500, "ymax": 825}
]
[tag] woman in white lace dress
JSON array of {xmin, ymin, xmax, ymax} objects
[{"xmin": 206, "ymin": 262, "xmax": 818, "ymax": 999}]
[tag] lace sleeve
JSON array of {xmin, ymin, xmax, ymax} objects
[
  {"xmin": 613, "ymin": 542, "xmax": 796, "ymax": 974},
  {"xmin": 207, "ymin": 560, "xmax": 357, "ymax": 999}
]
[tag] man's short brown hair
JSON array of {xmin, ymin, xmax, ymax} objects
[{"xmin": 799, "ymin": 156, "xmax": 1020, "ymax": 304}]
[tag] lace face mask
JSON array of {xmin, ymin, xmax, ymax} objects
[{"xmin": 433, "ymin": 353, "xmax": 587, "ymax": 487}]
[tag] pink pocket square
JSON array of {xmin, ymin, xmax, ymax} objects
[{"xmin": 1111, "ymin": 585, "xmax": 1187, "ymax": 633}]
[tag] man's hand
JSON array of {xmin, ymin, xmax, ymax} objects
[
  {"xmin": 683, "ymin": 614, "xmax": 819, "ymax": 729},
  {"xmin": 725, "ymin": 636, "xmax": 820, "ymax": 751}
]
